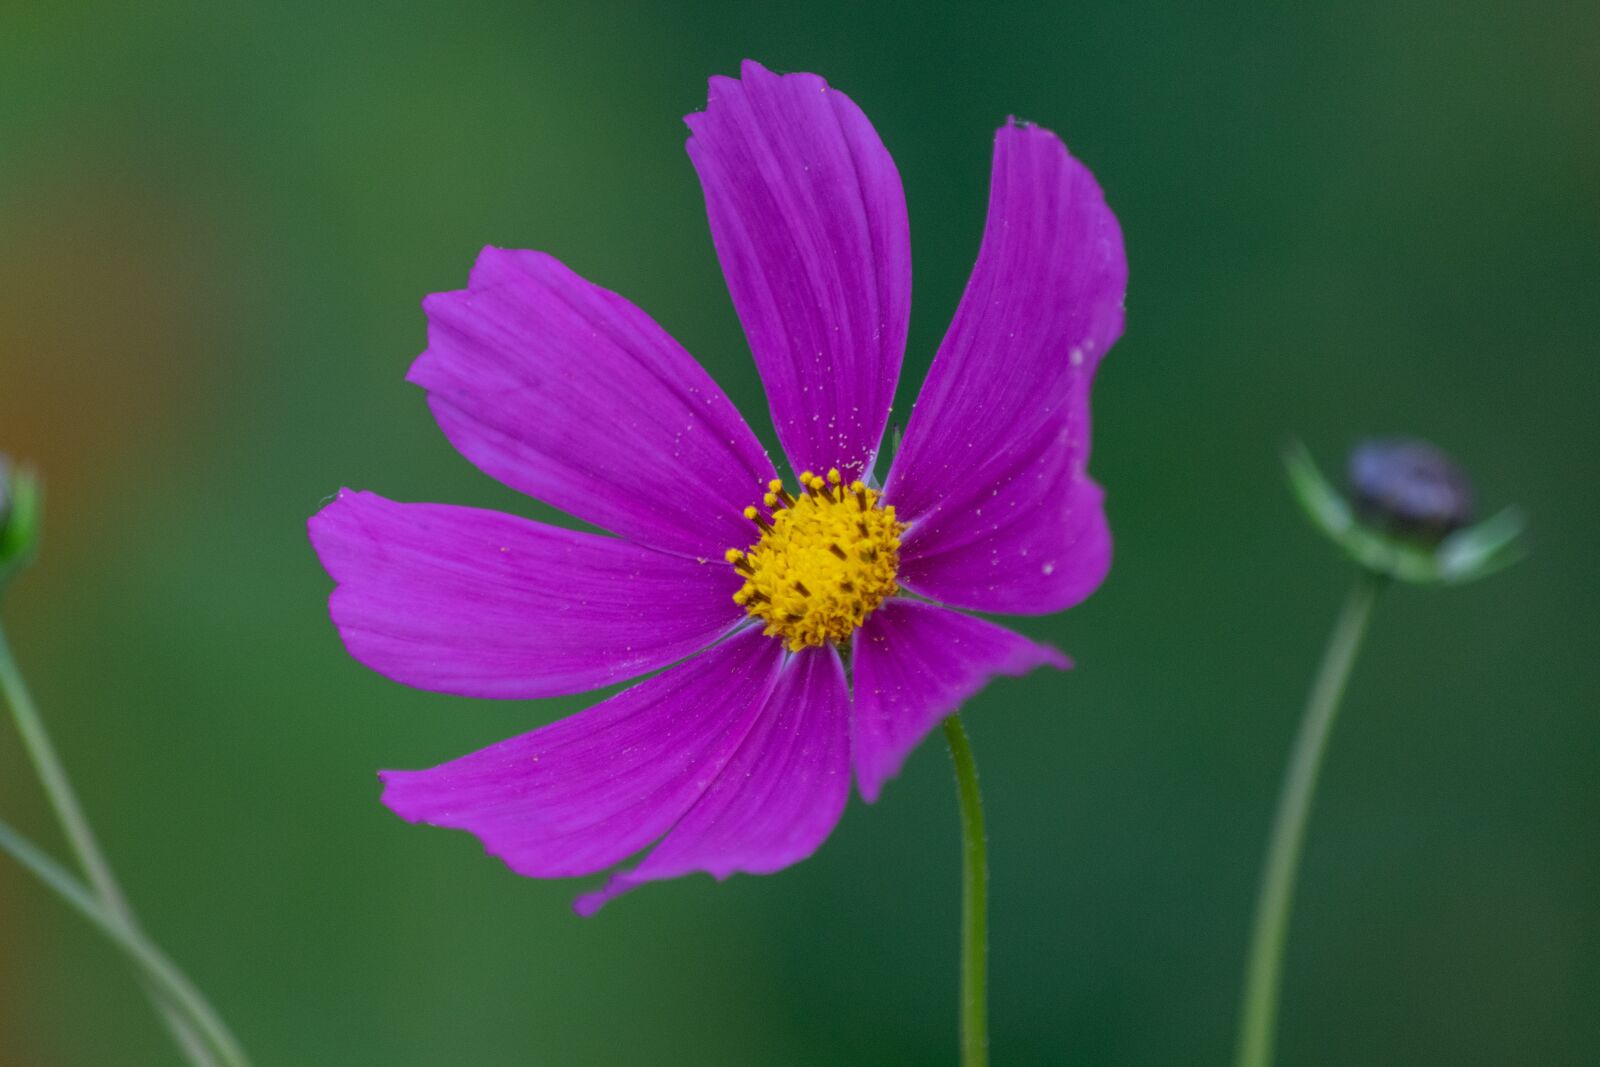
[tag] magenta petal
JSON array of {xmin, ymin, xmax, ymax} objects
[
  {"xmin": 410, "ymin": 247, "xmax": 777, "ymax": 559},
  {"xmin": 687, "ymin": 60, "xmax": 910, "ymax": 481},
  {"xmin": 380, "ymin": 627, "xmax": 783, "ymax": 879},
  {"xmin": 851, "ymin": 599, "xmax": 1069, "ymax": 803},
  {"xmin": 308, "ymin": 490, "xmax": 743, "ymax": 699},
  {"xmin": 897, "ymin": 432, "xmax": 1113, "ymax": 616},
  {"xmin": 574, "ymin": 643, "xmax": 851, "ymax": 915},
  {"xmin": 886, "ymin": 121, "xmax": 1126, "ymax": 614}
]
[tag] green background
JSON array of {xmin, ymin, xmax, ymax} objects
[{"xmin": 3, "ymin": 2, "xmax": 1596, "ymax": 1063}]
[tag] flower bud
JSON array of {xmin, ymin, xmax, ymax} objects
[
  {"xmin": 0, "ymin": 455, "xmax": 42, "ymax": 594},
  {"xmin": 1285, "ymin": 438, "xmax": 1522, "ymax": 585},
  {"xmin": 1347, "ymin": 438, "xmax": 1475, "ymax": 544}
]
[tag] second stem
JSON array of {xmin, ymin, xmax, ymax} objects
[
  {"xmin": 1235, "ymin": 571, "xmax": 1383, "ymax": 1067},
  {"xmin": 943, "ymin": 713, "xmax": 989, "ymax": 1067},
  {"xmin": 0, "ymin": 622, "xmax": 243, "ymax": 1067}
]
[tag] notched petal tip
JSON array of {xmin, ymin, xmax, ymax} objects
[
  {"xmin": 571, "ymin": 890, "xmax": 607, "ymax": 918},
  {"xmin": 375, "ymin": 767, "xmax": 428, "ymax": 824},
  {"xmin": 572, "ymin": 873, "xmax": 637, "ymax": 917},
  {"xmin": 464, "ymin": 244, "xmax": 538, "ymax": 291},
  {"xmin": 414, "ymin": 243, "xmax": 530, "ymax": 329},
  {"xmin": 1030, "ymin": 644, "xmax": 1075, "ymax": 672},
  {"xmin": 739, "ymin": 57, "xmax": 775, "ymax": 80},
  {"xmin": 306, "ymin": 487, "xmax": 370, "ymax": 573},
  {"xmin": 687, "ymin": 60, "xmax": 825, "ymax": 130}
]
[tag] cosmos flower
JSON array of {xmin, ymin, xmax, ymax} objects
[{"xmin": 309, "ymin": 60, "xmax": 1126, "ymax": 914}]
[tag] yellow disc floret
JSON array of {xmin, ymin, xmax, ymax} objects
[{"xmin": 728, "ymin": 469, "xmax": 904, "ymax": 651}]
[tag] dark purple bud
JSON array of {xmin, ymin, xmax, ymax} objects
[{"xmin": 1347, "ymin": 438, "xmax": 1475, "ymax": 542}]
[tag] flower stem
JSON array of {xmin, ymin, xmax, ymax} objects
[
  {"xmin": 943, "ymin": 713, "xmax": 988, "ymax": 1067},
  {"xmin": 1235, "ymin": 571, "xmax": 1384, "ymax": 1067},
  {"xmin": 0, "ymin": 816, "xmax": 244, "ymax": 1065},
  {"xmin": 0, "ymin": 621, "xmax": 248, "ymax": 1067}
]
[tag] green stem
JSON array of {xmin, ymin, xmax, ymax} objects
[
  {"xmin": 0, "ymin": 817, "xmax": 244, "ymax": 1065},
  {"xmin": 1235, "ymin": 571, "xmax": 1383, "ymax": 1067},
  {"xmin": 0, "ymin": 622, "xmax": 248, "ymax": 1067},
  {"xmin": 943, "ymin": 714, "xmax": 988, "ymax": 1067}
]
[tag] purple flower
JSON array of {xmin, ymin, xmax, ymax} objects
[{"xmin": 309, "ymin": 61, "xmax": 1126, "ymax": 915}]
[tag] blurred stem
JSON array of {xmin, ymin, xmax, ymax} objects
[
  {"xmin": 0, "ymin": 817, "xmax": 244, "ymax": 1065},
  {"xmin": 1235, "ymin": 571, "xmax": 1383, "ymax": 1067},
  {"xmin": 0, "ymin": 621, "xmax": 247, "ymax": 1067},
  {"xmin": 943, "ymin": 714, "xmax": 988, "ymax": 1067}
]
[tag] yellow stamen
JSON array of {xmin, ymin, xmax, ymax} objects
[{"xmin": 727, "ymin": 475, "xmax": 904, "ymax": 651}]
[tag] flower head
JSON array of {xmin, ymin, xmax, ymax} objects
[
  {"xmin": 309, "ymin": 61, "xmax": 1127, "ymax": 914},
  {"xmin": 729, "ymin": 470, "xmax": 903, "ymax": 650}
]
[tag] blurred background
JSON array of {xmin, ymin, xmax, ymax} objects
[{"xmin": 2, "ymin": 2, "xmax": 1596, "ymax": 1063}]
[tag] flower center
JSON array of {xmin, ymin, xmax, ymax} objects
[{"xmin": 726, "ymin": 469, "xmax": 904, "ymax": 651}]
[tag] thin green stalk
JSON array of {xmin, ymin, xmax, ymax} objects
[
  {"xmin": 943, "ymin": 713, "xmax": 988, "ymax": 1067},
  {"xmin": 1235, "ymin": 571, "xmax": 1384, "ymax": 1067},
  {"xmin": 0, "ymin": 817, "xmax": 244, "ymax": 1065},
  {"xmin": 0, "ymin": 622, "xmax": 248, "ymax": 1067}
]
